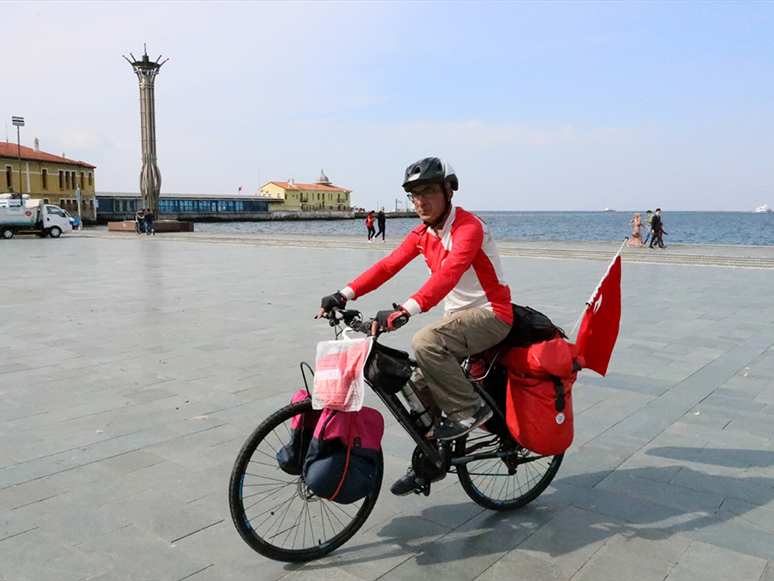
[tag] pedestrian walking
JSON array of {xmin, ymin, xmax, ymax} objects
[
  {"xmin": 628, "ymin": 212, "xmax": 644, "ymax": 247},
  {"xmin": 649, "ymin": 208, "xmax": 665, "ymax": 248},
  {"xmin": 375, "ymin": 207, "xmax": 387, "ymax": 241},
  {"xmin": 365, "ymin": 211, "xmax": 376, "ymax": 241},
  {"xmin": 642, "ymin": 210, "xmax": 653, "ymax": 245}
]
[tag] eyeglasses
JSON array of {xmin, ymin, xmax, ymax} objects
[{"xmin": 406, "ymin": 189, "xmax": 440, "ymax": 202}]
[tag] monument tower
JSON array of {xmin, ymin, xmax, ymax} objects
[{"xmin": 124, "ymin": 46, "xmax": 167, "ymax": 215}]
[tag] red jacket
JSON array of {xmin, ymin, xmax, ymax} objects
[{"xmin": 343, "ymin": 206, "xmax": 512, "ymax": 324}]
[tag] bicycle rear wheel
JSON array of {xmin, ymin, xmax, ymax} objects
[
  {"xmin": 229, "ymin": 399, "xmax": 381, "ymax": 562},
  {"xmin": 456, "ymin": 431, "xmax": 563, "ymax": 511}
]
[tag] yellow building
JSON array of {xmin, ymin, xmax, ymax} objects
[
  {"xmin": 1, "ymin": 139, "xmax": 97, "ymax": 221},
  {"xmin": 257, "ymin": 170, "xmax": 351, "ymax": 211}
]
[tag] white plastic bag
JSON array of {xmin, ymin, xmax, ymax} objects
[{"xmin": 313, "ymin": 336, "xmax": 373, "ymax": 411}]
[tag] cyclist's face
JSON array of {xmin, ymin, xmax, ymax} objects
[{"xmin": 408, "ymin": 183, "xmax": 447, "ymax": 223}]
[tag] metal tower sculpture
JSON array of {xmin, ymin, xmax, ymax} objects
[{"xmin": 124, "ymin": 46, "xmax": 168, "ymax": 214}]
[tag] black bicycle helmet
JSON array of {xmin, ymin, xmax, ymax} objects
[{"xmin": 402, "ymin": 157, "xmax": 458, "ymax": 192}]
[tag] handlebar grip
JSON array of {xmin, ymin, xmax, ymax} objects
[{"xmin": 350, "ymin": 319, "xmax": 374, "ymax": 336}]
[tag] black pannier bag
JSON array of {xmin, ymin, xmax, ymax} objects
[
  {"xmin": 277, "ymin": 390, "xmax": 322, "ymax": 475},
  {"xmin": 364, "ymin": 342, "xmax": 413, "ymax": 394},
  {"xmin": 503, "ymin": 305, "xmax": 566, "ymax": 349}
]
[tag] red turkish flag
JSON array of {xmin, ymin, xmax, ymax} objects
[{"xmin": 576, "ymin": 255, "xmax": 621, "ymax": 376}]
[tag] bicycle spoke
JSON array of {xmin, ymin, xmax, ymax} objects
[
  {"xmin": 456, "ymin": 432, "xmax": 563, "ymax": 511},
  {"xmin": 230, "ymin": 399, "xmax": 381, "ymax": 560}
]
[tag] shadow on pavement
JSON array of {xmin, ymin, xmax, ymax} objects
[{"xmin": 294, "ymin": 447, "xmax": 774, "ymax": 570}]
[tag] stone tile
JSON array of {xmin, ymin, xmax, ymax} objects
[
  {"xmin": 382, "ymin": 505, "xmax": 556, "ymax": 581},
  {"xmin": 76, "ymin": 524, "xmax": 211, "ymax": 581},
  {"xmin": 512, "ymin": 506, "xmax": 623, "ymax": 579},
  {"xmin": 718, "ymin": 498, "xmax": 774, "ymax": 534},
  {"xmin": 45, "ymin": 462, "xmax": 153, "ymax": 508},
  {"xmin": 664, "ymin": 540, "xmax": 767, "ymax": 581},
  {"xmin": 670, "ymin": 466, "xmax": 774, "ymax": 506},
  {"xmin": 4, "ymin": 235, "xmax": 774, "ymax": 580},
  {"xmin": 0, "ymin": 508, "xmax": 32, "ymax": 542},
  {"xmin": 0, "ymin": 478, "xmax": 66, "ymax": 510},
  {"xmin": 0, "ymin": 528, "xmax": 99, "ymax": 581},
  {"xmin": 96, "ymin": 449, "xmax": 166, "ymax": 475},
  {"xmin": 173, "ymin": 521, "xmax": 298, "ymax": 579},
  {"xmin": 595, "ymin": 470, "xmax": 724, "ymax": 513},
  {"xmin": 12, "ymin": 492, "xmax": 130, "ymax": 546},
  {"xmin": 475, "ymin": 551, "xmax": 566, "ymax": 581},
  {"xmin": 761, "ymin": 562, "xmax": 774, "ymax": 581},
  {"xmin": 101, "ymin": 488, "xmax": 223, "ymax": 543},
  {"xmin": 572, "ymin": 535, "xmax": 677, "ymax": 581}
]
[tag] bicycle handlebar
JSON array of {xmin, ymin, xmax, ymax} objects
[{"xmin": 324, "ymin": 308, "xmax": 375, "ymax": 336}]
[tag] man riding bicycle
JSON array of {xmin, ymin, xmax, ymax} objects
[{"xmin": 318, "ymin": 157, "xmax": 514, "ymax": 495}]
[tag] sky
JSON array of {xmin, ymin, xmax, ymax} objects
[{"xmin": 1, "ymin": 1, "xmax": 772, "ymax": 211}]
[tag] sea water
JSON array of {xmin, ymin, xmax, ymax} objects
[{"xmin": 194, "ymin": 211, "xmax": 774, "ymax": 246}]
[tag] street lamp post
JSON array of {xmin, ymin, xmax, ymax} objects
[
  {"xmin": 11, "ymin": 116, "xmax": 24, "ymax": 198},
  {"xmin": 76, "ymin": 185, "xmax": 83, "ymax": 230}
]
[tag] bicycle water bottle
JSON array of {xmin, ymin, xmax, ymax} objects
[{"xmin": 400, "ymin": 380, "xmax": 437, "ymax": 428}]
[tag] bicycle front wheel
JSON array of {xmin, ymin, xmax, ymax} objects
[
  {"xmin": 456, "ymin": 431, "xmax": 563, "ymax": 511},
  {"xmin": 228, "ymin": 399, "xmax": 381, "ymax": 562}
]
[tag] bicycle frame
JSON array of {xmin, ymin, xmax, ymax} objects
[{"xmin": 318, "ymin": 309, "xmax": 525, "ymax": 475}]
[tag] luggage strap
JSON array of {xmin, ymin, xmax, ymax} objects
[
  {"xmin": 551, "ymin": 376, "xmax": 566, "ymax": 412},
  {"xmin": 329, "ymin": 443, "xmax": 351, "ymax": 502}
]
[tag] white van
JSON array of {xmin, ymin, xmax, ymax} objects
[{"xmin": 0, "ymin": 196, "xmax": 75, "ymax": 239}]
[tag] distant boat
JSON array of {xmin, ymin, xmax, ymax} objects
[
  {"xmin": 602, "ymin": 208, "xmax": 615, "ymax": 212},
  {"xmin": 755, "ymin": 204, "xmax": 772, "ymax": 213}
]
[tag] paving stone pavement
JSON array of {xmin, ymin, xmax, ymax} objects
[{"xmin": 1, "ymin": 232, "xmax": 773, "ymax": 581}]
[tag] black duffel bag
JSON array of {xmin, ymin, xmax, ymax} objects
[{"xmin": 502, "ymin": 304, "xmax": 566, "ymax": 349}]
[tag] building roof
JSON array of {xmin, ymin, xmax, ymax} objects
[
  {"xmin": 316, "ymin": 169, "xmax": 330, "ymax": 185},
  {"xmin": 267, "ymin": 181, "xmax": 351, "ymax": 193},
  {"xmin": 0, "ymin": 142, "xmax": 96, "ymax": 169}
]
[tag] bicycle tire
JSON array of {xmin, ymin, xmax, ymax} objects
[
  {"xmin": 456, "ymin": 431, "xmax": 563, "ymax": 511},
  {"xmin": 228, "ymin": 399, "xmax": 382, "ymax": 562}
]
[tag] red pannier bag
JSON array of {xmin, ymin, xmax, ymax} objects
[{"xmin": 500, "ymin": 338, "xmax": 583, "ymax": 456}]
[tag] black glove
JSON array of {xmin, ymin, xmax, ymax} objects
[
  {"xmin": 320, "ymin": 291, "xmax": 347, "ymax": 313},
  {"xmin": 375, "ymin": 304, "xmax": 410, "ymax": 330}
]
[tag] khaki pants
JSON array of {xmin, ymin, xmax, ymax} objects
[{"xmin": 411, "ymin": 308, "xmax": 511, "ymax": 422}]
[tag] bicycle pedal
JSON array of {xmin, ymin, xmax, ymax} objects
[{"xmin": 413, "ymin": 483, "xmax": 431, "ymax": 497}]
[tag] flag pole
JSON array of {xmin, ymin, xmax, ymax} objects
[{"xmin": 570, "ymin": 238, "xmax": 628, "ymax": 339}]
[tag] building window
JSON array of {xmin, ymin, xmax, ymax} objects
[
  {"xmin": 42, "ymin": 169, "xmax": 48, "ymax": 190},
  {"xmin": 59, "ymin": 171, "xmax": 64, "ymax": 189},
  {"xmin": 88, "ymin": 173, "xmax": 93, "ymax": 186},
  {"xmin": 5, "ymin": 166, "xmax": 11, "ymax": 188},
  {"xmin": 80, "ymin": 172, "xmax": 85, "ymax": 188}
]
